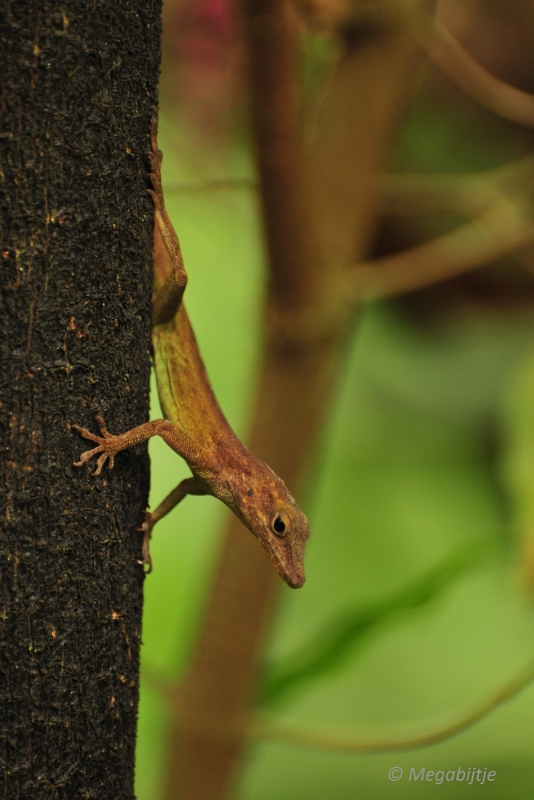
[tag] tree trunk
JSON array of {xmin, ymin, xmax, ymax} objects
[{"xmin": 0, "ymin": 2, "xmax": 161, "ymax": 797}]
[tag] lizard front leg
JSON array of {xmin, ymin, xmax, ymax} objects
[
  {"xmin": 139, "ymin": 476, "xmax": 208, "ymax": 572},
  {"xmin": 73, "ymin": 415, "xmax": 213, "ymax": 476},
  {"xmin": 74, "ymin": 416, "xmax": 216, "ymax": 573},
  {"xmin": 149, "ymin": 109, "xmax": 188, "ymax": 326}
]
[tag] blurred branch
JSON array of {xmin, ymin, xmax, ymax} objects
[
  {"xmin": 308, "ymin": 22, "xmax": 421, "ymax": 287},
  {"xmin": 378, "ymin": 153, "xmax": 534, "ymax": 216},
  {"xmin": 366, "ymin": 154, "xmax": 534, "ymax": 298},
  {"xmin": 244, "ymin": 0, "xmax": 325, "ymax": 314},
  {"xmin": 143, "ymin": 592, "xmax": 534, "ymax": 757},
  {"xmin": 164, "ymin": 178, "xmax": 257, "ymax": 193},
  {"xmin": 249, "ymin": 657, "xmax": 534, "ymax": 752},
  {"xmin": 350, "ymin": 195, "xmax": 534, "ymax": 300},
  {"xmin": 162, "ymin": 6, "xmax": 425, "ymax": 799},
  {"xmin": 162, "ymin": 0, "xmax": 322, "ymax": 795},
  {"xmin": 417, "ymin": 18, "xmax": 534, "ymax": 128},
  {"xmin": 376, "ymin": 152, "xmax": 534, "ymax": 217},
  {"xmin": 162, "ymin": 151, "xmax": 534, "ymax": 214},
  {"xmin": 377, "ymin": 173, "xmax": 499, "ymax": 217}
]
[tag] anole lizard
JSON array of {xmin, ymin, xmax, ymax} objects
[{"xmin": 73, "ymin": 110, "xmax": 310, "ymax": 589}]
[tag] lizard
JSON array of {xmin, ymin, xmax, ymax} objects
[{"xmin": 73, "ymin": 109, "xmax": 310, "ymax": 589}]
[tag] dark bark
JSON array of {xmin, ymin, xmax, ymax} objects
[{"xmin": 0, "ymin": 2, "xmax": 161, "ymax": 798}]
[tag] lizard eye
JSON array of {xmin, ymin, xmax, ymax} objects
[{"xmin": 271, "ymin": 508, "xmax": 290, "ymax": 538}]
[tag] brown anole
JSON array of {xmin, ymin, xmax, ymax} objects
[{"xmin": 73, "ymin": 110, "xmax": 310, "ymax": 588}]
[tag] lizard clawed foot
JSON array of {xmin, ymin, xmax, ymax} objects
[
  {"xmin": 137, "ymin": 511, "xmax": 155, "ymax": 574},
  {"xmin": 72, "ymin": 415, "xmax": 121, "ymax": 476}
]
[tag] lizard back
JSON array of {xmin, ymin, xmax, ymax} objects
[{"xmin": 152, "ymin": 303, "xmax": 236, "ymax": 454}]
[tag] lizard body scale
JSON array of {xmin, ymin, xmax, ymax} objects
[{"xmin": 73, "ymin": 110, "xmax": 310, "ymax": 589}]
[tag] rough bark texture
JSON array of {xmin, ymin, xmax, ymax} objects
[{"xmin": 0, "ymin": 2, "xmax": 161, "ymax": 798}]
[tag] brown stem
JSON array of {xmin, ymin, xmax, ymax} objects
[
  {"xmin": 309, "ymin": 24, "xmax": 421, "ymax": 274},
  {"xmin": 163, "ymin": 11, "xmax": 425, "ymax": 800},
  {"xmin": 164, "ymin": 178, "xmax": 258, "ymax": 194},
  {"xmin": 363, "ymin": 153, "xmax": 534, "ymax": 218},
  {"xmin": 349, "ymin": 200, "xmax": 534, "ymax": 300},
  {"xmin": 351, "ymin": 197, "xmax": 534, "ymax": 300},
  {"xmin": 249, "ymin": 656, "xmax": 534, "ymax": 752},
  {"xmin": 418, "ymin": 18, "xmax": 534, "ymax": 128},
  {"xmin": 376, "ymin": 173, "xmax": 499, "ymax": 217},
  {"xmin": 243, "ymin": 0, "xmax": 324, "ymax": 310}
]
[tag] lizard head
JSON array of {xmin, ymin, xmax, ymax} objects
[{"xmin": 229, "ymin": 459, "xmax": 310, "ymax": 589}]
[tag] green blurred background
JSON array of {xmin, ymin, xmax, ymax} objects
[{"xmin": 134, "ymin": 2, "xmax": 534, "ymax": 795}]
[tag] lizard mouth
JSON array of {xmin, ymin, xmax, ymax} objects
[
  {"xmin": 271, "ymin": 548, "xmax": 306, "ymax": 589},
  {"xmin": 284, "ymin": 566, "xmax": 306, "ymax": 589}
]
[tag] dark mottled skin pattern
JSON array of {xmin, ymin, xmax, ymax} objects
[{"xmin": 75, "ymin": 112, "xmax": 310, "ymax": 588}]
